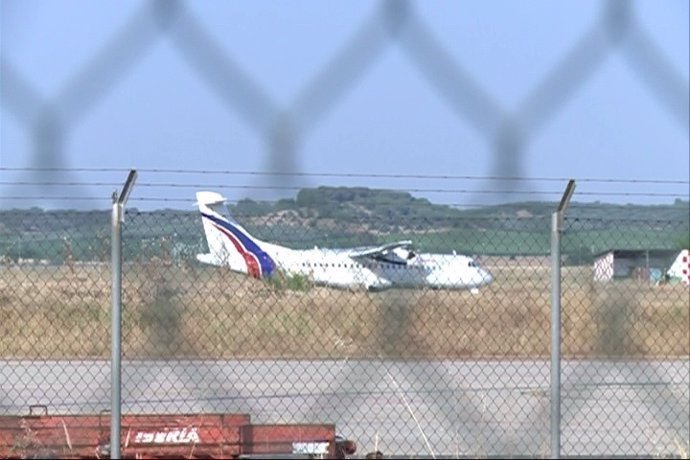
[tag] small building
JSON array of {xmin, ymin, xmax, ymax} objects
[
  {"xmin": 667, "ymin": 249, "xmax": 690, "ymax": 285},
  {"xmin": 592, "ymin": 249, "xmax": 680, "ymax": 282}
]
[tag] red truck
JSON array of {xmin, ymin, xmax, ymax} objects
[{"xmin": 0, "ymin": 405, "xmax": 358, "ymax": 459}]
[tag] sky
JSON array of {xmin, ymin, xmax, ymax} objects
[{"xmin": 1, "ymin": 0, "xmax": 688, "ymax": 210}]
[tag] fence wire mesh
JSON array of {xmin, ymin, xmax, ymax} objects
[
  {"xmin": 1, "ymin": 0, "xmax": 688, "ymax": 207},
  {"xmin": 0, "ymin": 176, "xmax": 688, "ymax": 458},
  {"xmin": 1, "ymin": 0, "xmax": 688, "ymax": 456}
]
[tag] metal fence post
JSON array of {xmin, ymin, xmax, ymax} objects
[
  {"xmin": 111, "ymin": 170, "xmax": 137, "ymax": 460},
  {"xmin": 551, "ymin": 179, "xmax": 575, "ymax": 459}
]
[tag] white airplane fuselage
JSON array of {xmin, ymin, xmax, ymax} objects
[
  {"xmin": 196, "ymin": 191, "xmax": 493, "ymax": 291},
  {"xmin": 271, "ymin": 246, "xmax": 492, "ymax": 291}
]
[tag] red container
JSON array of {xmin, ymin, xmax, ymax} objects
[{"xmin": 0, "ymin": 405, "xmax": 356, "ymax": 459}]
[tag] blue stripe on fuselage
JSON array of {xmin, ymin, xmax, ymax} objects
[{"xmin": 202, "ymin": 212, "xmax": 275, "ymax": 277}]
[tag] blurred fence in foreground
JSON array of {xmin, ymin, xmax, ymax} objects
[{"xmin": 2, "ymin": 0, "xmax": 688, "ymax": 208}]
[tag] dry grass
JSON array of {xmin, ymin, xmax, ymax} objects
[{"xmin": 0, "ymin": 264, "xmax": 687, "ymax": 359}]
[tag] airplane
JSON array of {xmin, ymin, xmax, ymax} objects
[{"xmin": 195, "ymin": 191, "xmax": 493, "ymax": 292}]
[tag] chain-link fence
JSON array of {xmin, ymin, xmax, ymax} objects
[
  {"xmin": 1, "ymin": 175, "xmax": 688, "ymax": 458},
  {"xmin": 1, "ymin": 0, "xmax": 688, "ymax": 208},
  {"xmin": 1, "ymin": 1, "xmax": 688, "ymax": 455}
]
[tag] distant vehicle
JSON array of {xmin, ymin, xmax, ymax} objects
[
  {"xmin": 666, "ymin": 249, "xmax": 689, "ymax": 285},
  {"xmin": 195, "ymin": 191, "xmax": 493, "ymax": 292}
]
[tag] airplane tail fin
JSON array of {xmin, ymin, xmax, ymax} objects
[
  {"xmin": 195, "ymin": 191, "xmax": 276, "ymax": 278},
  {"xmin": 196, "ymin": 191, "xmax": 231, "ymax": 266}
]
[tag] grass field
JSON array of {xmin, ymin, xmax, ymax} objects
[{"xmin": 0, "ymin": 263, "xmax": 687, "ymax": 359}]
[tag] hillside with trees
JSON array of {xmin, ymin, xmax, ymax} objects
[{"xmin": 1, "ymin": 187, "xmax": 688, "ymax": 263}]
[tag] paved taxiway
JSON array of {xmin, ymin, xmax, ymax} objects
[{"xmin": 1, "ymin": 359, "xmax": 687, "ymax": 457}]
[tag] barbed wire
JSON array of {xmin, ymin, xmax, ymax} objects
[{"xmin": 3, "ymin": 167, "xmax": 690, "ymax": 184}]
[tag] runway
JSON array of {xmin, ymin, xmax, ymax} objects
[{"xmin": 1, "ymin": 359, "xmax": 687, "ymax": 457}]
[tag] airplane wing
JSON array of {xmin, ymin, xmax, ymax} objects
[{"xmin": 346, "ymin": 240, "xmax": 415, "ymax": 261}]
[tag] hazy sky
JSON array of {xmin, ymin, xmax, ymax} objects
[{"xmin": 1, "ymin": 0, "xmax": 688, "ymax": 209}]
